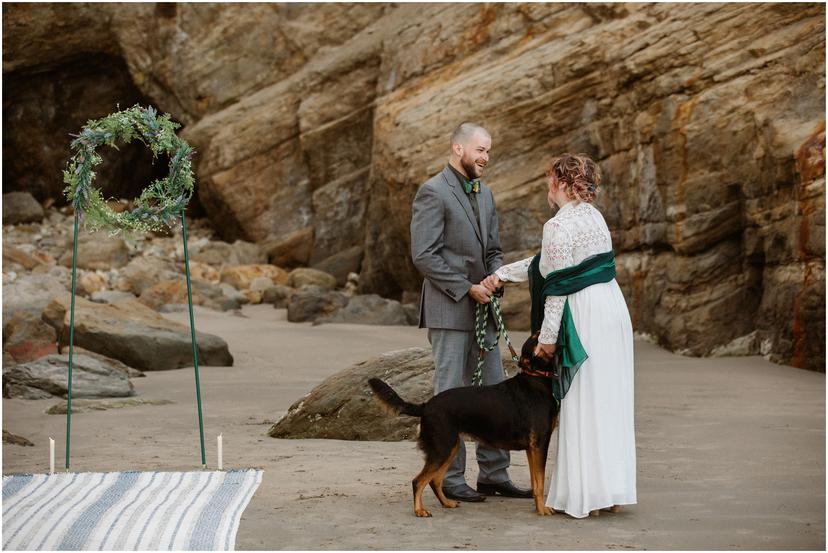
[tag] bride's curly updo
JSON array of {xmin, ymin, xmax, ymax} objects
[{"xmin": 546, "ymin": 153, "xmax": 602, "ymax": 203}]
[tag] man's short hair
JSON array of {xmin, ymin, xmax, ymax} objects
[{"xmin": 450, "ymin": 122, "xmax": 490, "ymax": 148}]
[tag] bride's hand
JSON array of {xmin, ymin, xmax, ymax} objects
[
  {"xmin": 482, "ymin": 274, "xmax": 502, "ymax": 292},
  {"xmin": 534, "ymin": 342, "xmax": 557, "ymax": 357}
]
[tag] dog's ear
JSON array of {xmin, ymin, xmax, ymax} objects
[{"xmin": 519, "ymin": 332, "xmax": 540, "ymax": 366}]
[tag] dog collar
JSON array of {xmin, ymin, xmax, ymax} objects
[{"xmin": 521, "ymin": 367, "xmax": 558, "ymax": 379}]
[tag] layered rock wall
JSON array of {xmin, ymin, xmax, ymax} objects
[{"xmin": 4, "ymin": 3, "xmax": 824, "ymax": 369}]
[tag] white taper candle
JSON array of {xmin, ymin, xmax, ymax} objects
[
  {"xmin": 49, "ymin": 437, "xmax": 55, "ymax": 474},
  {"xmin": 217, "ymin": 434, "xmax": 223, "ymax": 470}
]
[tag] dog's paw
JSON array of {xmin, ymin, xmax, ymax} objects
[
  {"xmin": 536, "ymin": 506, "xmax": 555, "ymax": 516},
  {"xmin": 442, "ymin": 500, "xmax": 459, "ymax": 509},
  {"xmin": 415, "ymin": 508, "xmax": 433, "ymax": 517}
]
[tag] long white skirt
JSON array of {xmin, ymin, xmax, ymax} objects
[{"xmin": 546, "ymin": 279, "xmax": 637, "ymax": 518}]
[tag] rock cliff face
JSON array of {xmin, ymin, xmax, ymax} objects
[{"xmin": 3, "ymin": 3, "xmax": 824, "ymax": 369}]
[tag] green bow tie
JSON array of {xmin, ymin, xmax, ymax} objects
[{"xmin": 462, "ymin": 179, "xmax": 480, "ymax": 194}]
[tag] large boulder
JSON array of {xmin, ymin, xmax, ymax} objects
[
  {"xmin": 311, "ymin": 246, "xmax": 363, "ymax": 287},
  {"xmin": 265, "ymin": 227, "xmax": 314, "ymax": 269},
  {"xmin": 269, "ymin": 347, "xmax": 435, "ymax": 441},
  {"xmin": 190, "ymin": 239, "xmax": 267, "ymax": 267},
  {"xmin": 3, "ymin": 192, "xmax": 44, "ymax": 224},
  {"xmin": 115, "ymin": 255, "xmax": 180, "ymax": 295},
  {"xmin": 2, "ymin": 273, "xmax": 67, "ymax": 321},
  {"xmin": 318, "ymin": 294, "xmax": 412, "ymax": 326},
  {"xmin": 3, "ymin": 310, "xmax": 57, "ymax": 364},
  {"xmin": 41, "ymin": 295, "xmax": 234, "ymax": 370},
  {"xmin": 287, "ymin": 267, "xmax": 337, "ymax": 291},
  {"xmin": 3, "ymin": 430, "xmax": 34, "ymax": 447},
  {"xmin": 262, "ymin": 284, "xmax": 294, "ymax": 308},
  {"xmin": 220, "ymin": 264, "xmax": 289, "ymax": 290},
  {"xmin": 3, "ymin": 244, "xmax": 44, "ymax": 270},
  {"xmin": 46, "ymin": 398, "xmax": 175, "ymax": 415},
  {"xmin": 286, "ymin": 286, "xmax": 349, "ymax": 323},
  {"xmin": 138, "ymin": 279, "xmax": 240, "ymax": 312},
  {"xmin": 3, "ymin": 353, "xmax": 135, "ymax": 399},
  {"xmin": 59, "ymin": 231, "xmax": 131, "ymax": 270}
]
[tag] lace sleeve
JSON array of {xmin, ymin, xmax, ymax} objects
[
  {"xmin": 494, "ymin": 256, "xmax": 532, "ymax": 283},
  {"xmin": 539, "ymin": 221, "xmax": 572, "ymax": 345}
]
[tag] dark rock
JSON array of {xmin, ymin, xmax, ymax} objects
[
  {"xmin": 42, "ymin": 294, "xmax": 234, "ymax": 370},
  {"xmin": 3, "ymin": 353, "xmax": 135, "ymax": 398},
  {"xmin": 116, "ymin": 255, "xmax": 179, "ymax": 295},
  {"xmin": 286, "ymin": 287, "xmax": 349, "ymax": 323},
  {"xmin": 46, "ymin": 398, "xmax": 175, "ymax": 414},
  {"xmin": 265, "ymin": 227, "xmax": 314, "ymax": 269},
  {"xmin": 311, "ymin": 247, "xmax": 364, "ymax": 287},
  {"xmin": 3, "ymin": 430, "xmax": 34, "ymax": 447},
  {"xmin": 59, "ymin": 230, "xmax": 131, "ymax": 270},
  {"xmin": 318, "ymin": 294, "xmax": 412, "ymax": 326},
  {"xmin": 190, "ymin": 239, "xmax": 266, "ymax": 266},
  {"xmin": 3, "ymin": 192, "xmax": 44, "ymax": 224},
  {"xmin": 262, "ymin": 284, "xmax": 294, "ymax": 307},
  {"xmin": 269, "ymin": 347, "xmax": 434, "ymax": 441},
  {"xmin": 403, "ymin": 303, "xmax": 420, "ymax": 326},
  {"xmin": 287, "ymin": 267, "xmax": 337, "ymax": 291}
]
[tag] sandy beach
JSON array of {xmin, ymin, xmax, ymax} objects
[{"xmin": 3, "ymin": 304, "xmax": 824, "ymax": 550}]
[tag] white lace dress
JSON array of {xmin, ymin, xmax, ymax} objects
[{"xmin": 496, "ymin": 200, "xmax": 637, "ymax": 518}]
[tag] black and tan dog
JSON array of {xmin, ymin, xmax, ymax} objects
[{"xmin": 369, "ymin": 333, "xmax": 560, "ymax": 517}]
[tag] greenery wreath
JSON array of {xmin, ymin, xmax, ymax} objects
[{"xmin": 62, "ymin": 104, "xmax": 195, "ymax": 235}]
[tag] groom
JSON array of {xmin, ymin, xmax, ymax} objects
[{"xmin": 409, "ymin": 122, "xmax": 531, "ymax": 502}]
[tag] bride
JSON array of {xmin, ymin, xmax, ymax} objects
[{"xmin": 484, "ymin": 153, "xmax": 637, "ymax": 518}]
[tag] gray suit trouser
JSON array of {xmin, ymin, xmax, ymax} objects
[{"xmin": 428, "ymin": 318, "xmax": 511, "ymax": 490}]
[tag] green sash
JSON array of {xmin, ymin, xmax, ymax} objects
[{"xmin": 528, "ymin": 250, "xmax": 616, "ymax": 401}]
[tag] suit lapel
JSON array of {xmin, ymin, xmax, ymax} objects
[
  {"xmin": 478, "ymin": 186, "xmax": 489, "ymax": 252},
  {"xmin": 442, "ymin": 167, "xmax": 483, "ymax": 245}
]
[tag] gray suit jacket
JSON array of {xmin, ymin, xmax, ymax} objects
[{"xmin": 410, "ymin": 166, "xmax": 503, "ymax": 331}]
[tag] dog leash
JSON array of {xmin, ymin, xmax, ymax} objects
[{"xmin": 472, "ymin": 296, "xmax": 518, "ymax": 386}]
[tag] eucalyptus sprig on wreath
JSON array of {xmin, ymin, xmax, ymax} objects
[{"xmin": 62, "ymin": 104, "xmax": 195, "ymax": 235}]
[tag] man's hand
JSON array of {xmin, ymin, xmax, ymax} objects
[
  {"xmin": 534, "ymin": 342, "xmax": 557, "ymax": 357},
  {"xmin": 468, "ymin": 283, "xmax": 493, "ymax": 304},
  {"xmin": 481, "ymin": 274, "xmax": 502, "ymax": 293}
]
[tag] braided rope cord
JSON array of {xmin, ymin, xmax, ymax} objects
[{"xmin": 472, "ymin": 296, "xmax": 519, "ymax": 386}]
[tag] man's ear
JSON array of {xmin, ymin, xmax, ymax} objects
[{"xmin": 452, "ymin": 143, "xmax": 463, "ymax": 158}]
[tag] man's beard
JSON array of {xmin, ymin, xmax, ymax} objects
[{"xmin": 461, "ymin": 155, "xmax": 483, "ymax": 179}]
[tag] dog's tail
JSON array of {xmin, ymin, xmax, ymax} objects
[{"xmin": 368, "ymin": 378, "xmax": 424, "ymax": 417}]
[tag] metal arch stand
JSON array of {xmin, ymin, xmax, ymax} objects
[
  {"xmin": 181, "ymin": 210, "xmax": 207, "ymax": 468},
  {"xmin": 64, "ymin": 210, "xmax": 207, "ymax": 470}
]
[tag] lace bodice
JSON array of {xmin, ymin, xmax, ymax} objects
[{"xmin": 495, "ymin": 201, "xmax": 613, "ymax": 344}]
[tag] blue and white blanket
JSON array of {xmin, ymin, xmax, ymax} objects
[{"xmin": 2, "ymin": 469, "xmax": 263, "ymax": 551}]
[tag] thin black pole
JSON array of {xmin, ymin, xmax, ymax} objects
[{"xmin": 181, "ymin": 211, "xmax": 207, "ymax": 467}]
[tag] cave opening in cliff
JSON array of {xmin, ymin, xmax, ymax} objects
[{"xmin": 2, "ymin": 51, "xmax": 205, "ymax": 218}]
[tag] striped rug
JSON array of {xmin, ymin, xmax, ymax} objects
[{"xmin": 2, "ymin": 469, "xmax": 263, "ymax": 551}]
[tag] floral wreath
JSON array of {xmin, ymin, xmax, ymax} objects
[{"xmin": 62, "ymin": 104, "xmax": 195, "ymax": 235}]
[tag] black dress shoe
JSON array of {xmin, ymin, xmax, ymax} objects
[
  {"xmin": 442, "ymin": 484, "xmax": 486, "ymax": 502},
  {"xmin": 477, "ymin": 481, "xmax": 533, "ymax": 498}
]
